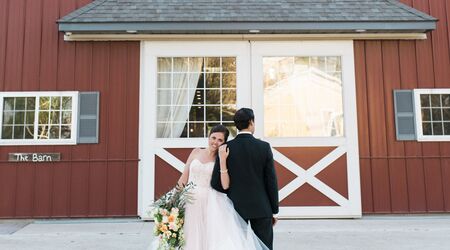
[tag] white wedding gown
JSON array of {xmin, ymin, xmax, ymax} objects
[{"xmin": 149, "ymin": 159, "xmax": 269, "ymax": 250}]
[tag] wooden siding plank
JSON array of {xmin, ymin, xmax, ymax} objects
[
  {"xmin": 365, "ymin": 41, "xmax": 391, "ymax": 212},
  {"xmin": 124, "ymin": 43, "xmax": 140, "ymax": 215},
  {"xmin": 399, "ymin": 40, "xmax": 428, "ymax": 212},
  {"xmin": 354, "ymin": 41, "xmax": 374, "ymax": 213},
  {"xmin": 33, "ymin": 0, "xmax": 60, "ymax": 218},
  {"xmin": 22, "ymin": 0, "xmax": 43, "ymax": 91},
  {"xmin": 0, "ymin": 0, "xmax": 10, "ymax": 91},
  {"xmin": 70, "ymin": 42, "xmax": 93, "ymax": 216},
  {"xmin": 106, "ymin": 42, "xmax": 128, "ymax": 215},
  {"xmin": 382, "ymin": 41, "xmax": 409, "ymax": 212},
  {"xmin": 88, "ymin": 42, "xmax": 110, "ymax": 216}
]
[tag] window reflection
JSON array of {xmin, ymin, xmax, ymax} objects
[{"xmin": 263, "ymin": 56, "xmax": 344, "ymax": 137}]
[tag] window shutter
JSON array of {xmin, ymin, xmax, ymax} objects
[
  {"xmin": 393, "ymin": 90, "xmax": 416, "ymax": 141},
  {"xmin": 77, "ymin": 92, "xmax": 99, "ymax": 143}
]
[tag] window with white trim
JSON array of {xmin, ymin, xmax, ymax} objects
[
  {"xmin": 414, "ymin": 89, "xmax": 450, "ymax": 141},
  {"xmin": 0, "ymin": 92, "xmax": 79, "ymax": 145},
  {"xmin": 263, "ymin": 56, "xmax": 344, "ymax": 137},
  {"xmin": 156, "ymin": 57, "xmax": 237, "ymax": 138}
]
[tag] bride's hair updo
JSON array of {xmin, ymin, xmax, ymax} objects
[{"xmin": 209, "ymin": 125, "xmax": 230, "ymax": 142}]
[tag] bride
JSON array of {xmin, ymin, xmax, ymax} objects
[{"xmin": 175, "ymin": 125, "xmax": 268, "ymax": 250}]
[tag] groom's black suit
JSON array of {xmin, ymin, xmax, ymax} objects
[{"xmin": 211, "ymin": 133, "xmax": 279, "ymax": 249}]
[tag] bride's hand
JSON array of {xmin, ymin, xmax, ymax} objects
[{"xmin": 218, "ymin": 144, "xmax": 229, "ymax": 161}]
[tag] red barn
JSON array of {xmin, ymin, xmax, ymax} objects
[{"xmin": 0, "ymin": 0, "xmax": 448, "ymax": 219}]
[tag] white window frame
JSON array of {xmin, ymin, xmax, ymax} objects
[
  {"xmin": 0, "ymin": 91, "xmax": 79, "ymax": 145},
  {"xmin": 414, "ymin": 88, "xmax": 450, "ymax": 142}
]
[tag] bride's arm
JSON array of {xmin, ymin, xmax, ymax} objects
[
  {"xmin": 177, "ymin": 148, "xmax": 199, "ymax": 186},
  {"xmin": 218, "ymin": 145, "xmax": 230, "ymax": 190}
]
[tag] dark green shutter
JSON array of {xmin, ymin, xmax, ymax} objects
[
  {"xmin": 393, "ymin": 90, "xmax": 416, "ymax": 141},
  {"xmin": 77, "ymin": 92, "xmax": 99, "ymax": 143}
]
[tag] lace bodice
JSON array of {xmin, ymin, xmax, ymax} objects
[{"xmin": 188, "ymin": 159, "xmax": 214, "ymax": 188}]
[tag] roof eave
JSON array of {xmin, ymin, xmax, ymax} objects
[{"xmin": 58, "ymin": 21, "xmax": 436, "ymax": 35}]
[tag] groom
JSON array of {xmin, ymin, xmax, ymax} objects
[{"xmin": 211, "ymin": 108, "xmax": 279, "ymax": 250}]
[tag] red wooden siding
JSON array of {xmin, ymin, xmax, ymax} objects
[
  {"xmin": 0, "ymin": 0, "xmax": 140, "ymax": 218},
  {"xmin": 355, "ymin": 0, "xmax": 450, "ymax": 214}
]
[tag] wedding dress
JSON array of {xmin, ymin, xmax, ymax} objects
[{"xmin": 150, "ymin": 158, "xmax": 269, "ymax": 250}]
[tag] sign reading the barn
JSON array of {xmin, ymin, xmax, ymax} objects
[{"xmin": 8, "ymin": 153, "xmax": 61, "ymax": 162}]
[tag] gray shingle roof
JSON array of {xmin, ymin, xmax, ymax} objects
[{"xmin": 58, "ymin": 0, "xmax": 436, "ymax": 34}]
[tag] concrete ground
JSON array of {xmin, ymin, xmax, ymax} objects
[{"xmin": 0, "ymin": 215, "xmax": 449, "ymax": 250}]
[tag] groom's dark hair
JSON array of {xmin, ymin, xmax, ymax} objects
[{"xmin": 234, "ymin": 108, "xmax": 254, "ymax": 131}]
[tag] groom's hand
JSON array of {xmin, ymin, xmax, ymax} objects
[{"xmin": 272, "ymin": 216, "xmax": 278, "ymax": 226}]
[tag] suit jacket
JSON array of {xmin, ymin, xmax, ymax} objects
[{"xmin": 211, "ymin": 133, "xmax": 279, "ymax": 219}]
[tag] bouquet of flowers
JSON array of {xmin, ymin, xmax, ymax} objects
[{"xmin": 151, "ymin": 182, "xmax": 195, "ymax": 250}]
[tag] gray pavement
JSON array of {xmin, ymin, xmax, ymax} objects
[{"xmin": 0, "ymin": 215, "xmax": 449, "ymax": 250}]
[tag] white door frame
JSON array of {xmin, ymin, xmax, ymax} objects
[
  {"xmin": 138, "ymin": 41, "xmax": 251, "ymax": 218},
  {"xmin": 251, "ymin": 41, "xmax": 361, "ymax": 217},
  {"xmin": 138, "ymin": 40, "xmax": 361, "ymax": 219}
]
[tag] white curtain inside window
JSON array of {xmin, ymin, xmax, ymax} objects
[{"xmin": 158, "ymin": 58, "xmax": 203, "ymax": 138}]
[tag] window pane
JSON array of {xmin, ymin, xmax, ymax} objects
[
  {"xmin": 49, "ymin": 126, "xmax": 60, "ymax": 139},
  {"xmin": 432, "ymin": 122, "xmax": 443, "ymax": 135},
  {"xmin": 326, "ymin": 56, "xmax": 341, "ymax": 72},
  {"xmin": 2, "ymin": 126, "xmax": 12, "ymax": 139},
  {"xmin": 2, "ymin": 111, "xmax": 14, "ymax": 125},
  {"xmin": 222, "ymin": 57, "xmax": 236, "ymax": 72},
  {"xmin": 26, "ymin": 111, "xmax": 35, "ymax": 124},
  {"xmin": 38, "ymin": 125, "xmax": 48, "ymax": 139},
  {"xmin": 205, "ymin": 73, "xmax": 220, "ymax": 88},
  {"xmin": 420, "ymin": 94, "xmax": 430, "ymax": 107},
  {"xmin": 173, "ymin": 57, "xmax": 188, "ymax": 72},
  {"xmin": 443, "ymin": 109, "xmax": 450, "ymax": 121},
  {"xmin": 157, "ymin": 56, "xmax": 236, "ymax": 138},
  {"xmin": 39, "ymin": 112, "xmax": 49, "ymax": 124},
  {"xmin": 15, "ymin": 97, "xmax": 26, "ymax": 110},
  {"xmin": 189, "ymin": 106, "xmax": 204, "ymax": 122},
  {"xmin": 222, "ymin": 105, "xmax": 236, "ymax": 122},
  {"xmin": 191, "ymin": 89, "xmax": 204, "ymax": 105},
  {"xmin": 264, "ymin": 56, "xmax": 343, "ymax": 137},
  {"xmin": 172, "ymin": 106, "xmax": 188, "ymax": 122},
  {"xmin": 157, "ymin": 123, "xmax": 171, "ymax": 138},
  {"xmin": 206, "ymin": 106, "xmax": 220, "ymax": 121},
  {"xmin": 14, "ymin": 112, "xmax": 25, "ymax": 124},
  {"xmin": 421, "ymin": 108, "xmax": 431, "ymax": 121},
  {"xmin": 50, "ymin": 111, "xmax": 60, "ymax": 124},
  {"xmin": 157, "ymin": 57, "xmax": 171, "ymax": 72},
  {"xmin": 62, "ymin": 111, "xmax": 72, "ymax": 124},
  {"xmin": 432, "ymin": 108, "xmax": 442, "ymax": 121},
  {"xmin": 61, "ymin": 125, "xmax": 71, "ymax": 139},
  {"xmin": 189, "ymin": 123, "xmax": 204, "ymax": 137},
  {"xmin": 222, "ymin": 90, "xmax": 236, "ymax": 105},
  {"xmin": 157, "ymin": 90, "xmax": 171, "ymax": 105},
  {"xmin": 27, "ymin": 97, "xmax": 35, "ymax": 110},
  {"xmin": 442, "ymin": 94, "xmax": 450, "ymax": 107},
  {"xmin": 205, "ymin": 57, "xmax": 220, "ymax": 72},
  {"xmin": 25, "ymin": 125, "xmax": 34, "ymax": 139},
  {"xmin": 3, "ymin": 97, "xmax": 14, "ymax": 110},
  {"xmin": 51, "ymin": 96, "xmax": 61, "ymax": 110},
  {"xmin": 189, "ymin": 57, "xmax": 203, "ymax": 72},
  {"xmin": 223, "ymin": 122, "xmax": 237, "ymax": 137},
  {"xmin": 39, "ymin": 97, "xmax": 50, "ymax": 110},
  {"xmin": 157, "ymin": 106, "xmax": 171, "ymax": 122},
  {"xmin": 206, "ymin": 89, "xmax": 220, "ymax": 104},
  {"xmin": 431, "ymin": 94, "xmax": 441, "ymax": 107},
  {"xmin": 444, "ymin": 122, "xmax": 450, "ymax": 135},
  {"xmin": 62, "ymin": 97, "xmax": 72, "ymax": 110},
  {"xmin": 422, "ymin": 122, "xmax": 432, "ymax": 135},
  {"xmin": 157, "ymin": 73, "xmax": 171, "ymax": 88},
  {"xmin": 13, "ymin": 126, "xmax": 24, "ymax": 139},
  {"xmin": 222, "ymin": 73, "xmax": 236, "ymax": 88}
]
